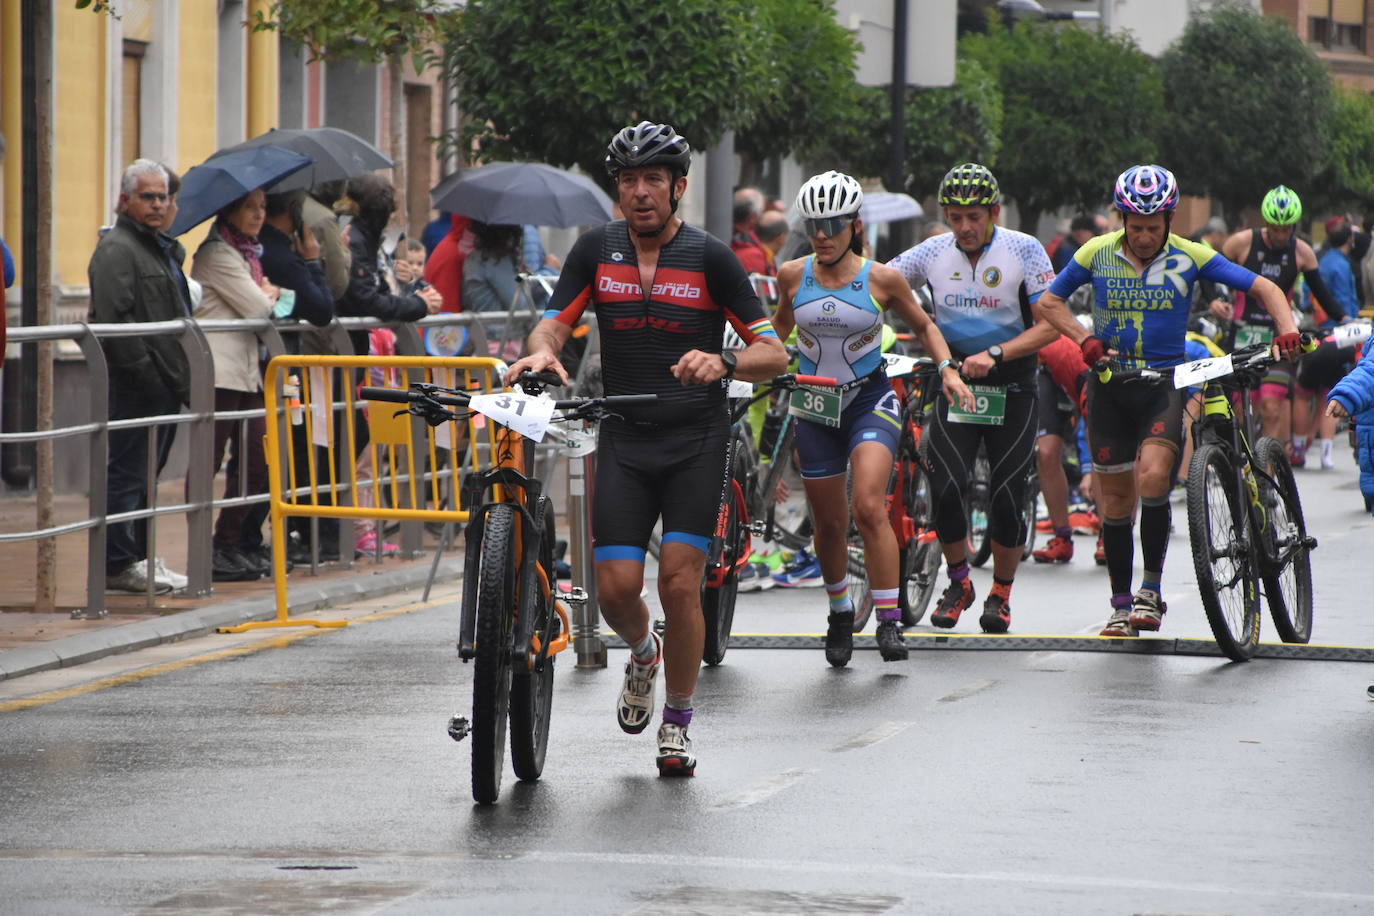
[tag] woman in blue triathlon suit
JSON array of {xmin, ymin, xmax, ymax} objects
[{"xmin": 772, "ymin": 171, "xmax": 973, "ymax": 666}]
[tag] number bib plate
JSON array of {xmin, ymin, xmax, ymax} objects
[
  {"xmin": 1235, "ymin": 324, "xmax": 1273, "ymax": 350},
  {"xmin": 946, "ymin": 385, "xmax": 1006, "ymax": 426},
  {"xmin": 789, "ymin": 386, "xmax": 843, "ymax": 428}
]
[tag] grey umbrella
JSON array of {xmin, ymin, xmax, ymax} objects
[
  {"xmin": 430, "ymin": 162, "xmax": 613, "ymax": 228},
  {"xmin": 208, "ymin": 127, "xmax": 392, "ymax": 192}
]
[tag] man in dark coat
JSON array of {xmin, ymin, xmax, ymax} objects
[{"xmin": 87, "ymin": 159, "xmax": 193, "ymax": 593}]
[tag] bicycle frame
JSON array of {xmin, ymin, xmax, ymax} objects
[
  {"xmin": 457, "ymin": 423, "xmax": 571, "ymax": 672},
  {"xmin": 885, "ymin": 364, "xmax": 941, "ymax": 547}
]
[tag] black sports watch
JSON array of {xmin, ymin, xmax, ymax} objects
[
  {"xmin": 719, "ymin": 349, "xmax": 738, "ymax": 380},
  {"xmin": 987, "ymin": 344, "xmax": 1004, "ymax": 365}
]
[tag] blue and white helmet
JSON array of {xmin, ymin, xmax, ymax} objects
[{"xmin": 1113, "ymin": 164, "xmax": 1179, "ymax": 215}]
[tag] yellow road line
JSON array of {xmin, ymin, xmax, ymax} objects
[{"xmin": 0, "ymin": 593, "xmax": 456, "ymax": 714}]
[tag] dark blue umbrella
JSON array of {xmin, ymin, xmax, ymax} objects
[
  {"xmin": 430, "ymin": 162, "xmax": 613, "ymax": 228},
  {"xmin": 168, "ymin": 145, "xmax": 313, "ymax": 236},
  {"xmin": 208, "ymin": 127, "xmax": 392, "ymax": 192}
]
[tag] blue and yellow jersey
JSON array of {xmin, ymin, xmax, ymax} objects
[{"xmin": 1049, "ymin": 230, "xmax": 1259, "ymax": 369}]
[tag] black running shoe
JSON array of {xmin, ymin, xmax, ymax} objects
[
  {"xmin": 824, "ymin": 611, "xmax": 854, "ymax": 667},
  {"xmin": 931, "ymin": 578, "xmax": 975, "ymax": 629},
  {"xmin": 875, "ymin": 620, "xmax": 909, "ymax": 661},
  {"xmin": 979, "ymin": 593, "xmax": 1011, "ymax": 633}
]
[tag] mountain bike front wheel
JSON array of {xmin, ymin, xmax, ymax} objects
[
  {"xmin": 471, "ymin": 503, "xmax": 517, "ymax": 803},
  {"xmin": 1187, "ymin": 444, "xmax": 1261, "ymax": 661}
]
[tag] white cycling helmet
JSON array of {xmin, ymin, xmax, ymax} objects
[{"xmin": 796, "ymin": 171, "xmax": 864, "ymax": 219}]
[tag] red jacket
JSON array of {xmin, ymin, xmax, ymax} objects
[{"xmin": 424, "ymin": 214, "xmax": 472, "ymax": 313}]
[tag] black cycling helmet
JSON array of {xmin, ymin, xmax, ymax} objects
[{"xmin": 605, "ymin": 121, "xmax": 692, "ymax": 180}]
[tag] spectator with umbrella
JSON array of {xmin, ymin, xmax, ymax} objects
[{"xmin": 172, "ymin": 145, "xmax": 312, "ymax": 581}]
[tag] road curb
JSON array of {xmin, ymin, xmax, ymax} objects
[{"xmin": 0, "ymin": 559, "xmax": 464, "ymax": 682}]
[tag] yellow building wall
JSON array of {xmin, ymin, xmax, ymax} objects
[
  {"xmin": 52, "ymin": 4, "xmax": 108, "ymax": 287},
  {"xmin": 177, "ymin": 0, "xmax": 220, "ymax": 258}
]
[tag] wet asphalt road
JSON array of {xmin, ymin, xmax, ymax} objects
[{"xmin": 1, "ymin": 442, "xmax": 1372, "ymax": 914}]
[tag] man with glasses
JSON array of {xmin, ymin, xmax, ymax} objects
[{"xmin": 88, "ymin": 159, "xmax": 194, "ymax": 594}]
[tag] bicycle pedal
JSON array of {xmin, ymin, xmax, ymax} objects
[
  {"xmin": 1304, "ymin": 535, "xmax": 1318, "ymax": 550},
  {"xmin": 447, "ymin": 715, "xmax": 470, "ymax": 743},
  {"xmin": 653, "ymin": 617, "xmax": 666, "ymax": 636},
  {"xmin": 747, "ymin": 520, "xmax": 767, "ymax": 536},
  {"xmin": 561, "ymin": 586, "xmax": 590, "ymax": 606}
]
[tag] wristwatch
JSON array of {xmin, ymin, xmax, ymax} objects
[
  {"xmin": 987, "ymin": 344, "xmax": 1004, "ymax": 365},
  {"xmin": 719, "ymin": 349, "xmax": 738, "ymax": 380}
]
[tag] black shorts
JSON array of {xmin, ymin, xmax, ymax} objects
[
  {"xmin": 1035, "ymin": 370, "xmax": 1076, "ymax": 441},
  {"xmin": 592, "ymin": 416, "xmax": 731, "ymax": 562},
  {"xmin": 927, "ymin": 384, "xmax": 1038, "ymax": 548},
  {"xmin": 1086, "ymin": 375, "xmax": 1185, "ymax": 474},
  {"xmin": 1296, "ymin": 340, "xmax": 1354, "ymax": 395}
]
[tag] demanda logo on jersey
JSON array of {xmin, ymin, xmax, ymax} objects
[{"xmin": 982, "ymin": 266, "xmax": 1002, "ymax": 286}]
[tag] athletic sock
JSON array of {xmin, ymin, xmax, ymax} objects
[
  {"xmin": 825, "ymin": 577, "xmax": 853, "ymax": 613},
  {"xmin": 1110, "ymin": 592, "xmax": 1132, "ymax": 615},
  {"xmin": 1102, "ymin": 516, "xmax": 1134, "ymax": 597},
  {"xmin": 991, "ymin": 576, "xmax": 1013, "ymax": 602},
  {"xmin": 1320, "ymin": 439, "xmax": 1334, "ymax": 466},
  {"xmin": 1291, "ymin": 435, "xmax": 1308, "ymax": 453},
  {"xmin": 629, "ymin": 631, "xmax": 658, "ymax": 665},
  {"xmin": 1054, "ymin": 525, "xmax": 1072, "ymax": 541},
  {"xmin": 1139, "ymin": 496, "xmax": 1170, "ymax": 588},
  {"xmin": 948, "ymin": 558, "xmax": 970, "ymax": 581},
  {"xmin": 663, "ymin": 693, "xmax": 693, "ymax": 728},
  {"xmin": 872, "ymin": 587, "xmax": 900, "ymax": 621}
]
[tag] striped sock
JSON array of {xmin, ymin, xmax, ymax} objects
[
  {"xmin": 825, "ymin": 577, "xmax": 852, "ymax": 613},
  {"xmin": 629, "ymin": 632, "xmax": 658, "ymax": 665},
  {"xmin": 873, "ymin": 587, "xmax": 900, "ymax": 621}
]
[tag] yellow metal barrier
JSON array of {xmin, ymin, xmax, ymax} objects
[{"xmin": 220, "ymin": 354, "xmax": 507, "ymax": 633}]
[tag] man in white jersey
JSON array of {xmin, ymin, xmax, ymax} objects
[
  {"xmin": 772, "ymin": 171, "xmax": 971, "ymax": 665},
  {"xmin": 888, "ymin": 163, "xmax": 1059, "ymax": 634}
]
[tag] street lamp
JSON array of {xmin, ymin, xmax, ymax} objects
[{"xmin": 995, "ymin": 0, "xmax": 1102, "ymax": 23}]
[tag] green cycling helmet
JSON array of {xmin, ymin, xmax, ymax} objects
[
  {"xmin": 1261, "ymin": 185, "xmax": 1302, "ymax": 226},
  {"xmin": 938, "ymin": 163, "xmax": 1000, "ymax": 207}
]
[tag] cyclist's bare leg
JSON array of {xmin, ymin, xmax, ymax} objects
[
  {"xmin": 1037, "ymin": 434, "xmax": 1070, "ymax": 532},
  {"xmin": 655, "ymin": 542, "xmax": 707, "ymax": 701},
  {"xmin": 801, "ymin": 473, "xmax": 850, "ymax": 582},
  {"xmin": 1257, "ymin": 394, "xmax": 1287, "ymax": 444},
  {"xmin": 1135, "ymin": 441, "xmax": 1174, "ymax": 502},
  {"xmin": 597, "ymin": 559, "xmax": 652, "ymax": 648},
  {"xmin": 848, "ymin": 441, "xmax": 899, "ymax": 589}
]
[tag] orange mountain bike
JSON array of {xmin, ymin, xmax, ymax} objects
[{"xmin": 362, "ymin": 371, "xmax": 655, "ymax": 803}]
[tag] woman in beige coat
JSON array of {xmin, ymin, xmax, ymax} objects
[{"xmin": 190, "ymin": 188, "xmax": 280, "ymax": 582}]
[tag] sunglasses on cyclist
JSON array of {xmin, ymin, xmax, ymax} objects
[{"xmin": 804, "ymin": 216, "xmax": 855, "ymax": 238}]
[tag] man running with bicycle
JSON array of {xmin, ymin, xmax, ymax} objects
[
  {"xmin": 505, "ymin": 122, "xmax": 786, "ymax": 776},
  {"xmin": 888, "ymin": 163, "xmax": 1059, "ymax": 635},
  {"xmin": 1220, "ymin": 185, "xmax": 1348, "ymax": 456},
  {"xmin": 770, "ymin": 171, "xmax": 971, "ymax": 666},
  {"xmin": 1035, "ymin": 165, "xmax": 1303, "ymax": 637}
]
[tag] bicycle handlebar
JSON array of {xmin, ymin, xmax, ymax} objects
[
  {"xmin": 1093, "ymin": 333, "xmax": 1319, "ymax": 384},
  {"xmin": 358, "ymin": 384, "xmax": 658, "ymax": 414}
]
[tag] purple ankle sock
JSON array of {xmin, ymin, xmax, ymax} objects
[
  {"xmin": 662, "ymin": 705, "xmax": 692, "ymax": 727},
  {"xmin": 1055, "ymin": 525, "xmax": 1072, "ymax": 540}
]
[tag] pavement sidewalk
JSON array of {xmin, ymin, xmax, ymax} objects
[{"xmin": 0, "ymin": 483, "xmax": 473, "ymax": 681}]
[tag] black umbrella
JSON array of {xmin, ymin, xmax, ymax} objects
[
  {"xmin": 209, "ymin": 127, "xmax": 392, "ymax": 192},
  {"xmin": 167, "ymin": 146, "xmax": 312, "ymax": 236},
  {"xmin": 430, "ymin": 162, "xmax": 613, "ymax": 228}
]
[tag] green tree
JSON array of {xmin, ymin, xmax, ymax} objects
[
  {"xmin": 734, "ymin": 0, "xmax": 861, "ymax": 170},
  {"xmin": 798, "ymin": 57, "xmax": 1002, "ymax": 200},
  {"xmin": 1159, "ymin": 3, "xmax": 1335, "ymax": 226},
  {"xmin": 1305, "ymin": 87, "xmax": 1374, "ymax": 215},
  {"xmin": 961, "ymin": 19, "xmax": 1161, "ymax": 231},
  {"xmin": 448, "ymin": 0, "xmax": 773, "ymax": 183}
]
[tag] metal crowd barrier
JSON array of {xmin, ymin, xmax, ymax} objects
[
  {"xmin": 0, "ymin": 310, "xmax": 536, "ymax": 619},
  {"xmin": 230, "ymin": 354, "xmax": 506, "ymax": 632}
]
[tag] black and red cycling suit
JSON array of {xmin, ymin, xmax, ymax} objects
[{"xmin": 543, "ymin": 220, "xmax": 778, "ymax": 561}]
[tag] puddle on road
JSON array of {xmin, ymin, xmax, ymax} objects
[
  {"xmin": 138, "ymin": 878, "xmax": 422, "ymax": 915},
  {"xmin": 626, "ymin": 885, "xmax": 901, "ymax": 915}
]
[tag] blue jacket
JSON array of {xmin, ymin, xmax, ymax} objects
[
  {"xmin": 1330, "ymin": 343, "xmax": 1374, "ymax": 428},
  {"xmin": 1318, "ymin": 247, "xmax": 1359, "ymax": 323}
]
